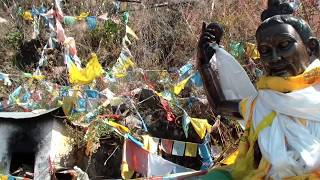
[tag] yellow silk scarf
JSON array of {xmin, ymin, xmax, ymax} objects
[{"xmin": 256, "ymin": 67, "xmax": 320, "ymax": 92}]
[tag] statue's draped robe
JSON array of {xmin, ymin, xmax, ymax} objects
[{"xmin": 232, "ymin": 59, "xmax": 320, "ymax": 179}]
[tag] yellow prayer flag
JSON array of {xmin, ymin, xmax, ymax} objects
[
  {"xmin": 0, "ymin": 175, "xmax": 8, "ymax": 180},
  {"xmin": 23, "ymin": 11, "xmax": 33, "ymax": 21},
  {"xmin": 246, "ymin": 42, "xmax": 260, "ymax": 60},
  {"xmin": 108, "ymin": 121, "xmax": 130, "ymax": 133},
  {"xmin": 62, "ymin": 96, "xmax": 76, "ymax": 116},
  {"xmin": 185, "ymin": 142, "xmax": 198, "ymax": 157},
  {"xmin": 190, "ymin": 118, "xmax": 212, "ymax": 139},
  {"xmin": 76, "ymin": 12, "xmax": 89, "ymax": 21},
  {"xmin": 126, "ymin": 25, "xmax": 139, "ymax": 40},
  {"xmin": 142, "ymin": 135, "xmax": 159, "ymax": 153},
  {"xmin": 113, "ymin": 57, "xmax": 135, "ymax": 78},
  {"xmin": 173, "ymin": 76, "xmax": 192, "ymax": 95},
  {"xmin": 222, "ymin": 150, "xmax": 239, "ymax": 165},
  {"xmin": 69, "ymin": 53, "xmax": 104, "ymax": 85},
  {"xmin": 121, "ymin": 162, "xmax": 134, "ymax": 179},
  {"xmin": 142, "ymin": 135, "xmax": 149, "ymax": 150}
]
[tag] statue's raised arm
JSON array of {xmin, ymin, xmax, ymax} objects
[{"xmin": 197, "ymin": 22, "xmax": 257, "ymax": 115}]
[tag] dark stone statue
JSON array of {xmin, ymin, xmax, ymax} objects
[
  {"xmin": 197, "ymin": 0, "xmax": 320, "ymax": 179},
  {"xmin": 197, "ymin": 0, "xmax": 320, "ymax": 115}
]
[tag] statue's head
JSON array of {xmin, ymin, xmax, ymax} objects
[{"xmin": 256, "ymin": 0, "xmax": 319, "ymax": 76}]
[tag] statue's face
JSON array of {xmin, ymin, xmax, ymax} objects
[{"xmin": 257, "ymin": 24, "xmax": 310, "ymax": 76}]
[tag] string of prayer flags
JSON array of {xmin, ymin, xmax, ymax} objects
[
  {"xmin": 190, "ymin": 118, "xmax": 212, "ymax": 139},
  {"xmin": 142, "ymin": 136, "xmax": 207, "ymax": 159},
  {"xmin": 69, "ymin": 53, "xmax": 104, "ymax": 85},
  {"xmin": 157, "ymin": 90, "xmax": 174, "ymax": 102},
  {"xmin": 54, "ymin": 0, "xmax": 64, "ymax": 20},
  {"xmin": 122, "ymin": 139, "xmax": 194, "ymax": 179},
  {"xmin": 181, "ymin": 108, "xmax": 211, "ymax": 139}
]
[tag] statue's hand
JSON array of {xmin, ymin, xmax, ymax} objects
[{"xmin": 197, "ymin": 22, "xmax": 224, "ymax": 66}]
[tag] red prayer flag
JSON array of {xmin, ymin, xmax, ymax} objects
[
  {"xmin": 124, "ymin": 139, "xmax": 149, "ymax": 175},
  {"xmin": 160, "ymin": 98, "xmax": 176, "ymax": 122},
  {"xmin": 160, "ymin": 139, "xmax": 173, "ymax": 154}
]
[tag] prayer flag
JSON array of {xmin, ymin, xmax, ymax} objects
[
  {"xmin": 160, "ymin": 98, "xmax": 176, "ymax": 122},
  {"xmin": 230, "ymin": 42, "xmax": 245, "ymax": 59},
  {"xmin": 172, "ymin": 141, "xmax": 186, "ymax": 156},
  {"xmin": 185, "ymin": 142, "xmax": 198, "ymax": 157},
  {"xmin": 143, "ymin": 135, "xmax": 159, "ymax": 153},
  {"xmin": 160, "ymin": 139, "xmax": 173, "ymax": 154},
  {"xmin": 182, "ymin": 110, "xmax": 191, "ymax": 138},
  {"xmin": 122, "ymin": 139, "xmax": 148, "ymax": 176},
  {"xmin": 179, "ymin": 63, "xmax": 192, "ymax": 79},
  {"xmin": 76, "ymin": 12, "xmax": 89, "ymax": 21},
  {"xmin": 63, "ymin": 16, "xmax": 77, "ymax": 25},
  {"xmin": 198, "ymin": 138, "xmax": 213, "ymax": 170},
  {"xmin": 147, "ymin": 153, "xmax": 194, "ymax": 177},
  {"xmin": 190, "ymin": 72, "xmax": 203, "ymax": 87},
  {"xmin": 98, "ymin": 13, "xmax": 109, "ymax": 21},
  {"xmin": 23, "ymin": 11, "xmax": 33, "ymax": 21},
  {"xmin": 56, "ymin": 20, "xmax": 66, "ymax": 43},
  {"xmin": 126, "ymin": 25, "xmax": 139, "ymax": 39},
  {"xmin": 62, "ymin": 96, "xmax": 76, "ymax": 116},
  {"xmin": 190, "ymin": 118, "xmax": 212, "ymax": 139},
  {"xmin": 69, "ymin": 53, "xmax": 104, "ymax": 85},
  {"xmin": 0, "ymin": 72, "xmax": 12, "ymax": 86},
  {"xmin": 86, "ymin": 16, "xmax": 97, "ymax": 30},
  {"xmin": 64, "ymin": 37, "xmax": 77, "ymax": 57},
  {"xmin": 221, "ymin": 150, "xmax": 239, "ymax": 165},
  {"xmin": 173, "ymin": 76, "xmax": 192, "ymax": 95},
  {"xmin": 108, "ymin": 121, "xmax": 130, "ymax": 133},
  {"xmin": 245, "ymin": 42, "xmax": 260, "ymax": 60}
]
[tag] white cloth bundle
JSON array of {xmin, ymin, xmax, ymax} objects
[{"xmin": 210, "ymin": 45, "xmax": 257, "ymax": 100}]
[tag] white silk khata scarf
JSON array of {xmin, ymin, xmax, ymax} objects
[{"xmin": 241, "ymin": 59, "xmax": 320, "ymax": 179}]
